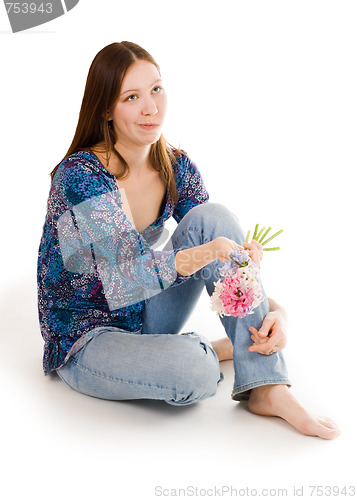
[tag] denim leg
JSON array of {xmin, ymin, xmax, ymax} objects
[
  {"xmin": 141, "ymin": 268, "xmax": 204, "ymax": 335},
  {"xmin": 141, "ymin": 266, "xmax": 223, "ymax": 389},
  {"xmin": 168, "ymin": 203, "xmax": 291, "ymax": 400},
  {"xmin": 57, "ymin": 326, "xmax": 220, "ymax": 405}
]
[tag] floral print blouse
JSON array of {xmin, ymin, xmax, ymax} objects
[{"xmin": 37, "ymin": 150, "xmax": 209, "ymax": 374}]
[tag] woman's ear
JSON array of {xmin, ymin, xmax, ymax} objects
[{"xmin": 103, "ymin": 110, "xmax": 112, "ymax": 120}]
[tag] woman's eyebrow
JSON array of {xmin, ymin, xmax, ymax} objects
[{"xmin": 120, "ymin": 79, "xmax": 163, "ymax": 96}]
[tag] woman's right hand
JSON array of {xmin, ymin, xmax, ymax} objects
[{"xmin": 210, "ymin": 237, "xmax": 242, "ymax": 263}]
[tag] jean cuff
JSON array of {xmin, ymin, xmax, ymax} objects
[{"xmin": 231, "ymin": 378, "xmax": 291, "ymax": 401}]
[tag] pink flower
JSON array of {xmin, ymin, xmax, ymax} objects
[{"xmin": 219, "ymin": 272, "xmax": 255, "ymax": 318}]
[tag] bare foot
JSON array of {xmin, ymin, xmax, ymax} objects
[
  {"xmin": 211, "ymin": 337, "xmax": 233, "ymax": 361},
  {"xmin": 248, "ymin": 384, "xmax": 340, "ymax": 439}
]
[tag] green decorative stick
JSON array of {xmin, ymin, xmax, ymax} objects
[
  {"xmin": 252, "ymin": 224, "xmax": 259, "ymax": 241},
  {"xmin": 259, "ymin": 227, "xmax": 271, "ymax": 243},
  {"xmin": 255, "ymin": 226, "xmax": 266, "ymax": 241},
  {"xmin": 245, "ymin": 225, "xmax": 283, "ymax": 251},
  {"xmin": 261, "ymin": 229, "xmax": 284, "ymax": 246},
  {"xmin": 263, "ymin": 247, "xmax": 280, "ymax": 251}
]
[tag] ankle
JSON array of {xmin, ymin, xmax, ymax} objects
[{"xmin": 249, "ymin": 384, "xmax": 291, "ymax": 413}]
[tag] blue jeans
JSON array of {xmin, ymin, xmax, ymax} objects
[{"xmin": 57, "ymin": 203, "xmax": 290, "ymax": 404}]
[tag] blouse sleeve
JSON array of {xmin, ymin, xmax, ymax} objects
[
  {"xmin": 172, "ymin": 154, "xmax": 209, "ymax": 223},
  {"xmin": 57, "ymin": 160, "xmax": 188, "ymax": 311}
]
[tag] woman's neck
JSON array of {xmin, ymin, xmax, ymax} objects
[
  {"xmin": 92, "ymin": 142, "xmax": 153, "ymax": 178},
  {"xmin": 114, "ymin": 141, "xmax": 151, "ymax": 175}
]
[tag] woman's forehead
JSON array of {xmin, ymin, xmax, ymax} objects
[{"xmin": 121, "ymin": 60, "xmax": 161, "ymax": 92}]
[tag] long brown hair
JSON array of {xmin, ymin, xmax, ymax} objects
[{"xmin": 51, "ymin": 42, "xmax": 179, "ymax": 203}]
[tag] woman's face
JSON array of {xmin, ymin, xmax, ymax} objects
[{"xmin": 109, "ymin": 59, "xmax": 167, "ymax": 151}]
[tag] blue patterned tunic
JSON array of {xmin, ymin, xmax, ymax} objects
[{"xmin": 37, "ymin": 150, "xmax": 209, "ymax": 374}]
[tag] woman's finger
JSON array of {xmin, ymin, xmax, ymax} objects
[
  {"xmin": 249, "ymin": 327, "xmax": 268, "ymax": 345},
  {"xmin": 243, "ymin": 241, "xmax": 263, "ymax": 265},
  {"xmin": 248, "ymin": 337, "xmax": 280, "ymax": 355},
  {"xmin": 257, "ymin": 314, "xmax": 276, "ymax": 338}
]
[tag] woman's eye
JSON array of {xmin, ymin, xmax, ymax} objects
[
  {"xmin": 127, "ymin": 94, "xmax": 137, "ymax": 101},
  {"xmin": 152, "ymin": 86, "xmax": 162, "ymax": 94}
]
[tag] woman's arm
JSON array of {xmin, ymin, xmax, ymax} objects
[
  {"xmin": 175, "ymin": 237, "xmax": 264, "ymax": 276},
  {"xmin": 175, "ymin": 236, "xmax": 242, "ymax": 276}
]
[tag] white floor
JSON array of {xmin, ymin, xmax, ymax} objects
[{"xmin": 1, "ymin": 278, "xmax": 355, "ymax": 500}]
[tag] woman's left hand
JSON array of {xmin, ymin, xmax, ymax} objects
[
  {"xmin": 247, "ymin": 309, "xmax": 287, "ymax": 355},
  {"xmin": 243, "ymin": 239, "xmax": 263, "ymax": 267}
]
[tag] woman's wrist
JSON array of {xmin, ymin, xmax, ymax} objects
[{"xmin": 268, "ymin": 297, "xmax": 288, "ymax": 323}]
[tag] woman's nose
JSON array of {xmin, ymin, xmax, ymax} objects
[{"xmin": 142, "ymin": 97, "xmax": 158, "ymax": 116}]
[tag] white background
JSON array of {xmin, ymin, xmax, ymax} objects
[{"xmin": 0, "ymin": 1, "xmax": 356, "ymax": 499}]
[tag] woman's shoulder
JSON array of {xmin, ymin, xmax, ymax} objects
[
  {"xmin": 53, "ymin": 150, "xmax": 116, "ymax": 206},
  {"xmin": 57, "ymin": 150, "xmax": 114, "ymax": 179},
  {"xmin": 171, "ymin": 148, "xmax": 191, "ymax": 170},
  {"xmin": 54, "ymin": 150, "xmax": 116, "ymax": 189},
  {"xmin": 171, "ymin": 148, "xmax": 201, "ymax": 180}
]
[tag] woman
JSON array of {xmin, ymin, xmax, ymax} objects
[{"xmin": 37, "ymin": 41, "xmax": 339, "ymax": 439}]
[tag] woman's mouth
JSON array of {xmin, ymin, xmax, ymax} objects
[{"xmin": 138, "ymin": 123, "xmax": 159, "ymax": 130}]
